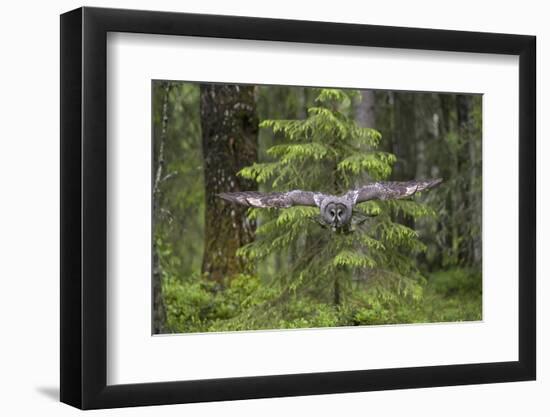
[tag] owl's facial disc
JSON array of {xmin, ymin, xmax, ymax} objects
[{"xmin": 324, "ymin": 202, "xmax": 350, "ymax": 227}]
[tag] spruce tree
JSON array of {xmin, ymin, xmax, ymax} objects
[{"xmin": 230, "ymin": 88, "xmax": 437, "ymax": 329}]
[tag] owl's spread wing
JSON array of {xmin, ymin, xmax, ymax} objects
[
  {"xmin": 218, "ymin": 190, "xmax": 326, "ymax": 208},
  {"xmin": 345, "ymin": 178, "xmax": 443, "ymax": 204}
]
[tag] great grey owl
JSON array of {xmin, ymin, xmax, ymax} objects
[{"xmin": 219, "ymin": 178, "xmax": 442, "ymax": 232}]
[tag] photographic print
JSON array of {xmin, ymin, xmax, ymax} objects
[{"xmin": 152, "ymin": 81, "xmax": 482, "ymax": 335}]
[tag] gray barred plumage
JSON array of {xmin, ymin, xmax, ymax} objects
[{"xmin": 218, "ymin": 178, "xmax": 442, "ymax": 230}]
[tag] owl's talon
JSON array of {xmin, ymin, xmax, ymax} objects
[{"xmin": 313, "ymin": 216, "xmax": 329, "ymax": 228}]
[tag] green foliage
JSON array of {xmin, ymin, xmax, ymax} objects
[
  {"xmin": 153, "ymin": 82, "xmax": 204, "ymax": 280},
  {"xmin": 419, "ymin": 269, "xmax": 482, "ymax": 322},
  {"xmin": 338, "ymin": 152, "xmax": 397, "ymax": 179},
  {"xmin": 233, "ymin": 88, "xmax": 436, "ymax": 322},
  {"xmin": 429, "ymin": 268, "xmax": 482, "ymax": 297},
  {"xmin": 154, "ymin": 83, "xmax": 483, "ymax": 334},
  {"xmin": 163, "ymin": 273, "xmax": 276, "ymax": 333},
  {"xmin": 162, "ymin": 268, "xmax": 481, "ymax": 332}
]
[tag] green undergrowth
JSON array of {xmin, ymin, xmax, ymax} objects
[{"xmin": 162, "ymin": 268, "xmax": 481, "ymax": 334}]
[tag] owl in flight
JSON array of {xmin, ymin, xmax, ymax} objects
[{"xmin": 219, "ymin": 179, "xmax": 442, "ymax": 232}]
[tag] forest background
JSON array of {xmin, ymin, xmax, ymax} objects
[{"xmin": 152, "ymin": 81, "xmax": 482, "ymax": 334}]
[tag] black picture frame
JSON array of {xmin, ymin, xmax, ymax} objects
[{"xmin": 60, "ymin": 6, "xmax": 536, "ymax": 410}]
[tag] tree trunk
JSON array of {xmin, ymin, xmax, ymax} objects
[
  {"xmin": 437, "ymin": 94, "xmax": 459, "ymax": 266},
  {"xmin": 355, "ymin": 89, "xmax": 376, "ymax": 128},
  {"xmin": 456, "ymin": 94, "xmax": 478, "ymax": 265},
  {"xmin": 390, "ymin": 93, "xmax": 417, "ymax": 230},
  {"xmin": 392, "ymin": 93, "xmax": 417, "ymax": 180},
  {"xmin": 152, "ymin": 82, "xmax": 171, "ymax": 333},
  {"xmin": 200, "ymin": 84, "xmax": 259, "ymax": 283},
  {"xmin": 333, "ymin": 275, "xmax": 341, "ymax": 306}
]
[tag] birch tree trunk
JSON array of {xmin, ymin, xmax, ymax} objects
[{"xmin": 152, "ymin": 82, "xmax": 171, "ymax": 333}]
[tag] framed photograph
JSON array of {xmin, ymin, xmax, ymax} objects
[{"xmin": 60, "ymin": 6, "xmax": 536, "ymax": 409}]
